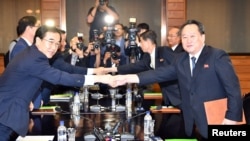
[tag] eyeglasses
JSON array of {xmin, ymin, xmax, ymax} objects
[{"xmin": 43, "ymin": 38, "xmax": 60, "ymax": 48}]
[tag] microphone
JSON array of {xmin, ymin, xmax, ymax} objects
[
  {"xmin": 55, "ymin": 107, "xmax": 105, "ymax": 141},
  {"xmin": 55, "ymin": 106, "xmax": 64, "ymax": 113},
  {"xmin": 126, "ymin": 110, "xmax": 148, "ymax": 121},
  {"xmin": 112, "ymin": 121, "xmax": 121, "ymax": 134},
  {"xmin": 110, "ymin": 110, "xmax": 148, "ymax": 138},
  {"xmin": 55, "ymin": 106, "xmax": 94, "ymax": 124},
  {"xmin": 55, "ymin": 107, "xmax": 148, "ymax": 141}
]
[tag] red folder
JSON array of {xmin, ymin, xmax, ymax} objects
[{"xmin": 204, "ymin": 98, "xmax": 245, "ymax": 125}]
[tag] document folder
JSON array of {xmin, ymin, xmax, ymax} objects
[{"xmin": 204, "ymin": 98, "xmax": 245, "ymax": 125}]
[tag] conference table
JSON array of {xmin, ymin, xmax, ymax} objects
[
  {"xmin": 30, "ymin": 102, "xmax": 146, "ymax": 141},
  {"xmin": 28, "ymin": 92, "xmax": 181, "ymax": 141}
]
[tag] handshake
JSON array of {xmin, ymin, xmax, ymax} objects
[{"xmin": 92, "ymin": 67, "xmax": 139, "ymax": 87}]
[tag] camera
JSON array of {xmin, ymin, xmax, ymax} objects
[
  {"xmin": 76, "ymin": 42, "xmax": 87, "ymax": 51},
  {"xmin": 127, "ymin": 28, "xmax": 138, "ymax": 48},
  {"xmin": 92, "ymin": 29, "xmax": 101, "ymax": 49},
  {"xmin": 76, "ymin": 32, "xmax": 87, "ymax": 51},
  {"xmin": 127, "ymin": 18, "xmax": 138, "ymax": 48},
  {"xmin": 99, "ymin": 0, "xmax": 106, "ymax": 6},
  {"xmin": 104, "ymin": 26, "xmax": 116, "ymax": 47},
  {"xmin": 106, "ymin": 44, "xmax": 120, "ymax": 60},
  {"xmin": 125, "ymin": 18, "xmax": 142, "ymax": 61},
  {"xmin": 111, "ymin": 51, "xmax": 118, "ymax": 60}
]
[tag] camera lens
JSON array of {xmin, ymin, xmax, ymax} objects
[{"xmin": 111, "ymin": 52, "xmax": 118, "ymax": 60}]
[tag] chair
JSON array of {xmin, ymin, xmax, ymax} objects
[{"xmin": 243, "ymin": 92, "xmax": 250, "ymax": 125}]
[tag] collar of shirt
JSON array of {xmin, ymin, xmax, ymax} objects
[
  {"xmin": 115, "ymin": 38, "xmax": 122, "ymax": 47},
  {"xmin": 171, "ymin": 44, "xmax": 178, "ymax": 51},
  {"xmin": 150, "ymin": 47, "xmax": 156, "ymax": 69},
  {"xmin": 21, "ymin": 37, "xmax": 32, "ymax": 46},
  {"xmin": 189, "ymin": 45, "xmax": 204, "ymax": 61},
  {"xmin": 189, "ymin": 45, "xmax": 204, "ymax": 72}
]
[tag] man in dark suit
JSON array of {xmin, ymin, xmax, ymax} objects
[
  {"xmin": 112, "ymin": 20, "xmax": 243, "ymax": 140},
  {"xmin": 167, "ymin": 26, "xmax": 184, "ymax": 53},
  {"xmin": 161, "ymin": 27, "xmax": 189, "ymax": 139},
  {"xmin": 0, "ymin": 25, "xmax": 112, "ymax": 140},
  {"xmin": 103, "ymin": 30, "xmax": 189, "ymax": 138}
]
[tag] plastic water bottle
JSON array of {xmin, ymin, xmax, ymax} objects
[
  {"xmin": 73, "ymin": 92, "xmax": 81, "ymax": 115},
  {"xmin": 57, "ymin": 120, "xmax": 67, "ymax": 141},
  {"xmin": 144, "ymin": 111, "xmax": 152, "ymax": 141},
  {"xmin": 126, "ymin": 88, "xmax": 132, "ymax": 118},
  {"xmin": 83, "ymin": 86, "xmax": 89, "ymax": 112}
]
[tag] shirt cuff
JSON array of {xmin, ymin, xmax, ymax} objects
[
  {"xmin": 84, "ymin": 75, "xmax": 95, "ymax": 85},
  {"xmin": 87, "ymin": 68, "xmax": 94, "ymax": 74}
]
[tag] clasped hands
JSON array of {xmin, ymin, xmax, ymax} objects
[
  {"xmin": 99, "ymin": 74, "xmax": 129, "ymax": 88},
  {"xmin": 94, "ymin": 67, "xmax": 136, "ymax": 87}
]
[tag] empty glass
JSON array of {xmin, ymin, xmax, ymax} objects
[{"xmin": 67, "ymin": 128, "xmax": 76, "ymax": 141}]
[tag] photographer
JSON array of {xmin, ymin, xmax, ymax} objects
[
  {"xmin": 114, "ymin": 23, "xmax": 129, "ymax": 64},
  {"xmin": 102, "ymin": 44, "xmax": 126, "ymax": 68},
  {"xmin": 52, "ymin": 36, "xmax": 101, "ymax": 94},
  {"xmin": 64, "ymin": 36, "xmax": 90, "ymax": 67},
  {"xmin": 64, "ymin": 36, "xmax": 101, "ymax": 68},
  {"xmin": 86, "ymin": 0, "xmax": 119, "ymax": 42}
]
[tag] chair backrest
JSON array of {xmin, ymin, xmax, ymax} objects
[
  {"xmin": 3, "ymin": 50, "xmax": 9, "ymax": 68},
  {"xmin": 243, "ymin": 92, "xmax": 250, "ymax": 125}
]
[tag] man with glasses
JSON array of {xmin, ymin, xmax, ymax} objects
[{"xmin": 0, "ymin": 25, "xmax": 113, "ymax": 140}]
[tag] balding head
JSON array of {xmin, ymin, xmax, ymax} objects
[{"xmin": 167, "ymin": 27, "xmax": 181, "ymax": 48}]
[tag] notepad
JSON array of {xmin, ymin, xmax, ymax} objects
[
  {"xmin": 50, "ymin": 93, "xmax": 72, "ymax": 102},
  {"xmin": 32, "ymin": 106, "xmax": 58, "ymax": 115}
]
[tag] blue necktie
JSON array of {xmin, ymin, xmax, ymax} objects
[{"xmin": 191, "ymin": 57, "xmax": 196, "ymax": 75}]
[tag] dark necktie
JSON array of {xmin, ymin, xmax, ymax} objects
[{"xmin": 191, "ymin": 57, "xmax": 196, "ymax": 75}]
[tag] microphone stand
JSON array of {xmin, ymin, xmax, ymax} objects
[{"xmin": 55, "ymin": 107, "xmax": 148, "ymax": 141}]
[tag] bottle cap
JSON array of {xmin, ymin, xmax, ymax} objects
[
  {"xmin": 146, "ymin": 111, "xmax": 150, "ymax": 114},
  {"xmin": 60, "ymin": 120, "xmax": 64, "ymax": 126}
]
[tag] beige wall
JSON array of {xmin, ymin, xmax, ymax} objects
[
  {"xmin": 65, "ymin": 0, "xmax": 162, "ymax": 46},
  {"xmin": 0, "ymin": 0, "xmax": 41, "ymax": 53},
  {"xmin": 187, "ymin": 0, "xmax": 250, "ymax": 53},
  {"xmin": 1, "ymin": 0, "xmax": 250, "ymax": 54}
]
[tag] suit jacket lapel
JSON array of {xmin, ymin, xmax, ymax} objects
[
  {"xmin": 182, "ymin": 54, "xmax": 192, "ymax": 79},
  {"xmin": 155, "ymin": 47, "xmax": 165, "ymax": 68}
]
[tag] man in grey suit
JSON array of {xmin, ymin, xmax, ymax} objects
[
  {"xmin": 112, "ymin": 20, "xmax": 243, "ymax": 140},
  {"xmin": 0, "ymin": 25, "xmax": 112, "ymax": 140}
]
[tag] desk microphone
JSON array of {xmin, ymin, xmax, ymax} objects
[
  {"xmin": 110, "ymin": 110, "xmax": 148, "ymax": 139},
  {"xmin": 55, "ymin": 107, "xmax": 147, "ymax": 141},
  {"xmin": 55, "ymin": 106, "xmax": 96, "ymax": 124},
  {"xmin": 55, "ymin": 106, "xmax": 66, "ymax": 113},
  {"xmin": 55, "ymin": 107, "xmax": 105, "ymax": 141}
]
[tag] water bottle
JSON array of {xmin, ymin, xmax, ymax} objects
[
  {"xmin": 126, "ymin": 88, "xmax": 132, "ymax": 118},
  {"xmin": 144, "ymin": 111, "xmax": 152, "ymax": 141},
  {"xmin": 57, "ymin": 120, "xmax": 67, "ymax": 141},
  {"xmin": 73, "ymin": 92, "xmax": 81, "ymax": 115},
  {"xmin": 82, "ymin": 86, "xmax": 89, "ymax": 112}
]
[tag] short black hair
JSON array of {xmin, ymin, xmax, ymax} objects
[
  {"xmin": 139, "ymin": 30, "xmax": 157, "ymax": 45},
  {"xmin": 33, "ymin": 25, "xmax": 62, "ymax": 44},
  {"xmin": 137, "ymin": 23, "xmax": 150, "ymax": 31},
  {"xmin": 179, "ymin": 19, "xmax": 205, "ymax": 36},
  {"xmin": 16, "ymin": 16, "xmax": 37, "ymax": 36}
]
